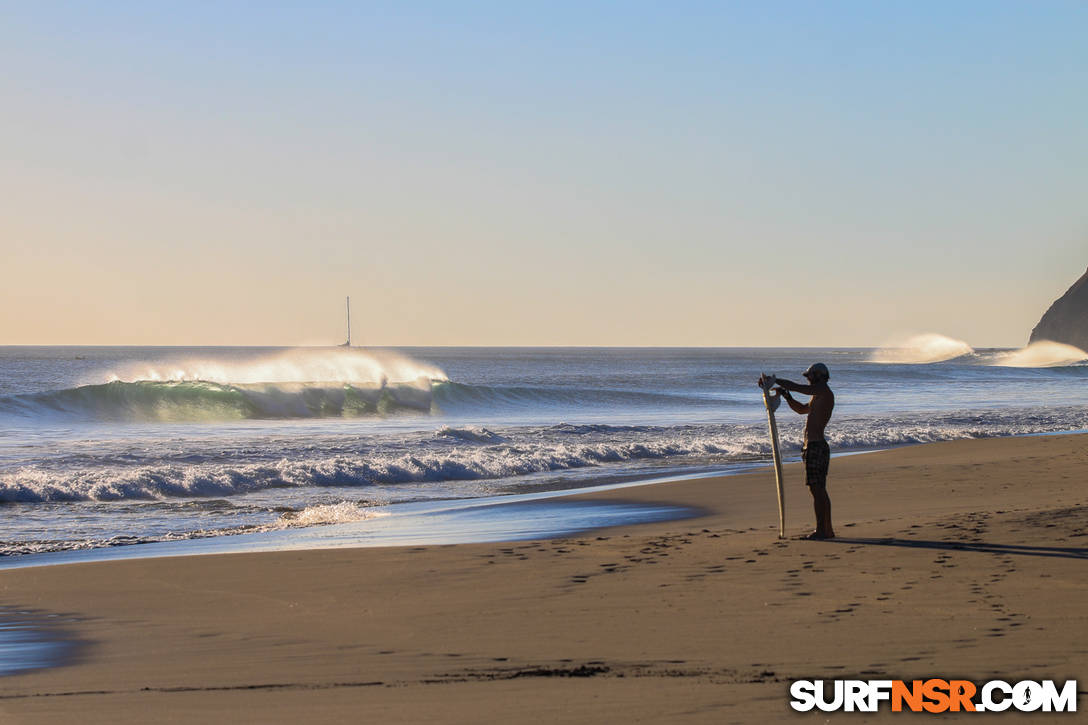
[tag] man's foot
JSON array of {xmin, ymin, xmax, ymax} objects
[{"xmin": 801, "ymin": 530, "xmax": 834, "ymax": 540}]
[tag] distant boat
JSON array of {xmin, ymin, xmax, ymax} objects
[{"xmin": 338, "ymin": 296, "xmax": 351, "ymax": 347}]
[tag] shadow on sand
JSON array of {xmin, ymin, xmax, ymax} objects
[{"xmin": 828, "ymin": 537, "xmax": 1088, "ymax": 561}]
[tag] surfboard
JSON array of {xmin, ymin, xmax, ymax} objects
[{"xmin": 759, "ymin": 373, "xmax": 786, "ymax": 539}]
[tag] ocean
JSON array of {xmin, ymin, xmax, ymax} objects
[{"xmin": 1, "ymin": 342, "xmax": 1086, "ymax": 558}]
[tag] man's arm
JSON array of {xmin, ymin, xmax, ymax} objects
[
  {"xmin": 776, "ymin": 378, "xmax": 820, "ymax": 396},
  {"xmin": 776, "ymin": 387, "xmax": 810, "ymax": 415}
]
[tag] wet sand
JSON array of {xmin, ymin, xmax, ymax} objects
[{"xmin": 1, "ymin": 434, "xmax": 1086, "ymax": 723}]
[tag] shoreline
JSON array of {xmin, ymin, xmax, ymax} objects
[
  {"xmin": 1, "ymin": 433, "xmax": 1086, "ymax": 723},
  {"xmin": 4, "ymin": 425, "xmax": 1087, "ymax": 570},
  {"xmin": 0, "ymin": 447, "xmax": 905, "ymax": 570}
]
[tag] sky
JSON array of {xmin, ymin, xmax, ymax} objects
[{"xmin": 2, "ymin": 1, "xmax": 1086, "ymax": 347}]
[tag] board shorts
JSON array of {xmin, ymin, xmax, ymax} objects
[{"xmin": 802, "ymin": 440, "xmax": 830, "ymax": 488}]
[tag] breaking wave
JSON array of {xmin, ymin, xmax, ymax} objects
[
  {"xmin": 870, "ymin": 334, "xmax": 975, "ymax": 364},
  {"xmin": 0, "ymin": 501, "xmax": 385, "ymax": 556},
  {"xmin": 0, "ymin": 380, "xmax": 753, "ymax": 423},
  {"xmin": 992, "ymin": 341, "xmax": 1088, "ymax": 368},
  {"xmin": 4, "ymin": 406, "xmax": 1086, "ymax": 503},
  {"xmin": 0, "ymin": 380, "xmax": 436, "ymax": 421},
  {"xmin": 106, "ymin": 348, "xmax": 447, "ymax": 386},
  {"xmin": 0, "ymin": 348, "xmax": 452, "ymax": 422}
]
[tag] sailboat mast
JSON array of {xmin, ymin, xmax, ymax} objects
[{"xmin": 346, "ymin": 296, "xmax": 351, "ymax": 347}]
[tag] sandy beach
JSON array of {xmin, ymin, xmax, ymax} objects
[{"xmin": 0, "ymin": 433, "xmax": 1086, "ymax": 723}]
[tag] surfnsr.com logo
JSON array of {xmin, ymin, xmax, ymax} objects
[{"xmin": 789, "ymin": 679, "xmax": 1078, "ymax": 713}]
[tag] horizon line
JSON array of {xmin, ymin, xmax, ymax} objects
[{"xmin": 0, "ymin": 342, "xmax": 1025, "ymax": 350}]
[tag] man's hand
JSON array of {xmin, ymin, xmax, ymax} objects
[{"xmin": 774, "ymin": 386, "xmax": 790, "ymax": 398}]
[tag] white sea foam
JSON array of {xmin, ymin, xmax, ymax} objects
[
  {"xmin": 434, "ymin": 426, "xmax": 507, "ymax": 443},
  {"xmin": 273, "ymin": 501, "xmax": 384, "ymax": 528},
  {"xmin": 992, "ymin": 341, "xmax": 1088, "ymax": 368},
  {"xmin": 0, "ymin": 503, "xmax": 387, "ymax": 556},
  {"xmin": 870, "ymin": 334, "xmax": 975, "ymax": 363},
  {"xmin": 103, "ymin": 348, "xmax": 447, "ymax": 386},
  {"xmin": 5, "ymin": 407, "xmax": 1088, "ymax": 503}
]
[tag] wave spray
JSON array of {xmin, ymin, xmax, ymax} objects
[
  {"xmin": 870, "ymin": 334, "xmax": 974, "ymax": 364},
  {"xmin": 993, "ymin": 341, "xmax": 1088, "ymax": 368}
]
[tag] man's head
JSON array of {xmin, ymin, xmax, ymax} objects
[{"xmin": 803, "ymin": 362, "xmax": 830, "ymax": 384}]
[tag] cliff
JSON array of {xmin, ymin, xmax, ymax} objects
[{"xmin": 1029, "ymin": 266, "xmax": 1088, "ymax": 350}]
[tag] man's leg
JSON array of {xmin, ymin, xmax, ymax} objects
[
  {"xmin": 804, "ymin": 441, "xmax": 834, "ymax": 539},
  {"xmin": 809, "ymin": 484, "xmax": 833, "ymax": 538}
]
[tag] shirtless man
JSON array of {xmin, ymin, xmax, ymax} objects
[{"xmin": 775, "ymin": 363, "xmax": 835, "ymax": 539}]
